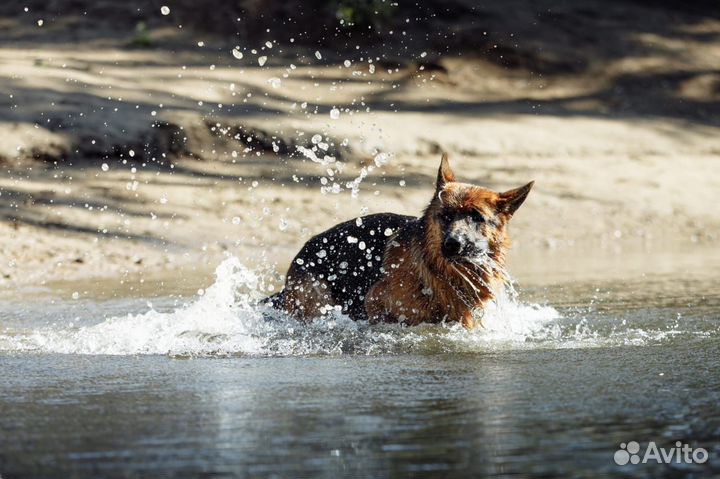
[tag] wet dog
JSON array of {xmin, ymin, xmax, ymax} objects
[{"xmin": 266, "ymin": 154, "xmax": 533, "ymax": 328}]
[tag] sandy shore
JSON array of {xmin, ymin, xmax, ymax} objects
[{"xmin": 1, "ymin": 15, "xmax": 720, "ymax": 290}]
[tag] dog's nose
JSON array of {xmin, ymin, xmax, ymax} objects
[{"xmin": 442, "ymin": 235, "xmax": 463, "ymax": 257}]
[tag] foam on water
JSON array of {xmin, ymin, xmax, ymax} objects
[{"xmin": 0, "ymin": 257, "xmax": 696, "ymax": 357}]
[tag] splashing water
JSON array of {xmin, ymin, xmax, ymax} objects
[{"xmin": 1, "ymin": 256, "xmax": 701, "ymax": 357}]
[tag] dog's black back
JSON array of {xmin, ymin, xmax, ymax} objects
[{"xmin": 267, "ymin": 213, "xmax": 415, "ymax": 319}]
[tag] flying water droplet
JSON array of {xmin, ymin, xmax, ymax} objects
[{"xmin": 374, "ymin": 152, "xmax": 388, "ymax": 167}]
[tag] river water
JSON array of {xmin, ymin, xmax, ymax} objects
[{"xmin": 1, "ymin": 248, "xmax": 719, "ymax": 478}]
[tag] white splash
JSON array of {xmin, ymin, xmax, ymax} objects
[
  {"xmin": 296, "ymin": 145, "xmax": 335, "ymax": 166},
  {"xmin": 4, "ymin": 257, "xmax": 269, "ymax": 356},
  {"xmin": 0, "ymin": 257, "xmax": 695, "ymax": 358}
]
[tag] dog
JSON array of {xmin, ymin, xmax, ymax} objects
[{"xmin": 266, "ymin": 154, "xmax": 533, "ymax": 328}]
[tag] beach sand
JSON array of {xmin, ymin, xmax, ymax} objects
[{"xmin": 1, "ymin": 3, "xmax": 719, "ymax": 291}]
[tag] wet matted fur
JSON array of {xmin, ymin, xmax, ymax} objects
[{"xmin": 266, "ymin": 154, "xmax": 533, "ymax": 328}]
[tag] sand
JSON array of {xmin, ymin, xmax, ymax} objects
[{"xmin": 1, "ymin": 8, "xmax": 719, "ymax": 291}]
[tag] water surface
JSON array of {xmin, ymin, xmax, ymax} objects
[{"xmin": 1, "ymin": 249, "xmax": 719, "ymax": 478}]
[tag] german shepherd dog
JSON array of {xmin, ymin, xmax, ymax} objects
[{"xmin": 266, "ymin": 154, "xmax": 533, "ymax": 328}]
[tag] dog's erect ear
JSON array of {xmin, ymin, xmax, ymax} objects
[
  {"xmin": 436, "ymin": 153, "xmax": 456, "ymax": 190},
  {"xmin": 497, "ymin": 181, "xmax": 534, "ymax": 216}
]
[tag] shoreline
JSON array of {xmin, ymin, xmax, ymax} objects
[{"xmin": 4, "ymin": 235, "xmax": 718, "ymax": 301}]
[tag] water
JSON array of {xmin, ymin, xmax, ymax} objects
[{"xmin": 1, "ymin": 251, "xmax": 719, "ymax": 478}]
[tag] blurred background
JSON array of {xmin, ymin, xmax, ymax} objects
[{"xmin": 1, "ymin": 0, "xmax": 719, "ymax": 291}]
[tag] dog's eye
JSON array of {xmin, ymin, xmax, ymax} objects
[
  {"xmin": 440, "ymin": 211, "xmax": 453, "ymax": 223},
  {"xmin": 471, "ymin": 210, "xmax": 485, "ymax": 223}
]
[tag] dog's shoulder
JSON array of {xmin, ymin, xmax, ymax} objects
[
  {"xmin": 303, "ymin": 213, "xmax": 415, "ymax": 248},
  {"xmin": 288, "ymin": 212, "xmax": 415, "ymax": 275}
]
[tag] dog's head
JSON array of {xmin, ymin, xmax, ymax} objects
[{"xmin": 430, "ymin": 154, "xmax": 533, "ymax": 264}]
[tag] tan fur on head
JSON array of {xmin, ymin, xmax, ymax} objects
[{"xmin": 365, "ymin": 154, "xmax": 533, "ymax": 328}]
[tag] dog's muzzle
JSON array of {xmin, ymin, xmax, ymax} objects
[{"xmin": 442, "ymin": 235, "xmax": 463, "ymax": 258}]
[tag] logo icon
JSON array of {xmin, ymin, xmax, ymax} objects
[
  {"xmin": 614, "ymin": 441, "xmax": 641, "ymax": 465},
  {"xmin": 614, "ymin": 441, "xmax": 709, "ymax": 466}
]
